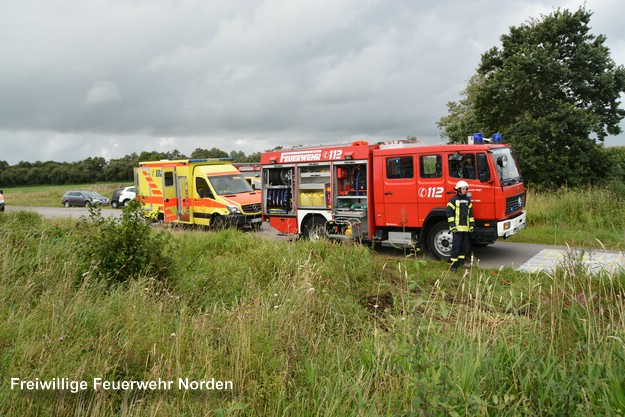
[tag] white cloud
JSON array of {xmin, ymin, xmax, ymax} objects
[{"xmin": 85, "ymin": 81, "xmax": 122, "ymax": 105}]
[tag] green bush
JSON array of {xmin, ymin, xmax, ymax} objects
[{"xmin": 76, "ymin": 201, "xmax": 172, "ymax": 284}]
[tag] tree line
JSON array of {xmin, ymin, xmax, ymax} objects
[{"xmin": 0, "ymin": 148, "xmax": 261, "ymax": 188}]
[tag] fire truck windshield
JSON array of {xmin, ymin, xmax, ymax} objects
[
  {"xmin": 208, "ymin": 175, "xmax": 254, "ymax": 195},
  {"xmin": 491, "ymin": 148, "xmax": 522, "ymax": 186}
]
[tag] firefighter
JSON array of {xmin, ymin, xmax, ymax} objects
[{"xmin": 447, "ymin": 180, "xmax": 475, "ymax": 272}]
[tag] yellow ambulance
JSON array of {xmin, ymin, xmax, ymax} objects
[{"xmin": 135, "ymin": 159, "xmax": 262, "ymax": 228}]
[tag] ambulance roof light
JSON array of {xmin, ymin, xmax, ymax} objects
[
  {"xmin": 473, "ymin": 133, "xmax": 484, "ymax": 144},
  {"xmin": 492, "ymin": 133, "xmax": 502, "ymax": 143}
]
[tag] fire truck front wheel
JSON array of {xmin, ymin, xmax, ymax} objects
[
  {"xmin": 428, "ymin": 222, "xmax": 454, "ymax": 260},
  {"xmin": 302, "ymin": 216, "xmax": 328, "ymax": 241}
]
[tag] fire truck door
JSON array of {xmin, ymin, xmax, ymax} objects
[
  {"xmin": 381, "ymin": 155, "xmax": 418, "ymax": 227},
  {"xmin": 446, "ymin": 152, "xmax": 495, "ymax": 219},
  {"xmin": 416, "ymin": 154, "xmax": 446, "ymax": 221},
  {"xmin": 470, "ymin": 153, "xmax": 495, "ymax": 219},
  {"xmin": 161, "ymin": 166, "xmax": 178, "ymax": 222}
]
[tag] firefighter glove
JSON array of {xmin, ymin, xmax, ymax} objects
[
  {"xmin": 450, "ymin": 226, "xmax": 458, "ymax": 233},
  {"xmin": 469, "ymin": 226, "xmax": 474, "ymax": 233}
]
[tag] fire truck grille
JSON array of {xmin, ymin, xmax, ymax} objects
[
  {"xmin": 506, "ymin": 192, "xmax": 526, "ymax": 214},
  {"xmin": 241, "ymin": 203, "xmax": 261, "ymax": 214}
]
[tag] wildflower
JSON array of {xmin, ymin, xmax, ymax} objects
[{"xmin": 576, "ymin": 292, "xmax": 587, "ymax": 306}]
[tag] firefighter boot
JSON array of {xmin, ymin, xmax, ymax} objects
[{"xmin": 450, "ymin": 260, "xmax": 459, "ymax": 273}]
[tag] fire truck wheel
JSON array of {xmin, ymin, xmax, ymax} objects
[
  {"xmin": 302, "ymin": 216, "xmax": 328, "ymax": 241},
  {"xmin": 428, "ymin": 222, "xmax": 453, "ymax": 260}
]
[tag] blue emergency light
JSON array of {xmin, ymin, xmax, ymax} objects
[
  {"xmin": 473, "ymin": 133, "xmax": 484, "ymax": 144},
  {"xmin": 492, "ymin": 133, "xmax": 502, "ymax": 143}
]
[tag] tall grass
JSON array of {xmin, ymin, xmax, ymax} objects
[
  {"xmin": 1, "ymin": 211, "xmax": 625, "ymax": 416},
  {"xmin": 514, "ymin": 184, "xmax": 625, "ymax": 250}
]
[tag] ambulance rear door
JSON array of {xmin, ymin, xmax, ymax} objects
[{"xmin": 161, "ymin": 165, "xmax": 179, "ymax": 222}]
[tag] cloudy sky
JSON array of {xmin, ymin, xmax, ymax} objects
[{"xmin": 1, "ymin": 0, "xmax": 624, "ymax": 165}]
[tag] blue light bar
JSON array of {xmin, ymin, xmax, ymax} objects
[
  {"xmin": 473, "ymin": 133, "xmax": 484, "ymax": 144},
  {"xmin": 492, "ymin": 133, "xmax": 502, "ymax": 143}
]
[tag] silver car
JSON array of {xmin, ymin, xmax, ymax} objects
[{"xmin": 61, "ymin": 190, "xmax": 110, "ymax": 207}]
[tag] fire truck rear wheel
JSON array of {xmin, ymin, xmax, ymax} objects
[
  {"xmin": 302, "ymin": 216, "xmax": 328, "ymax": 241},
  {"xmin": 428, "ymin": 221, "xmax": 453, "ymax": 260}
]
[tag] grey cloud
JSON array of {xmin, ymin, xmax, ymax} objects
[
  {"xmin": 85, "ymin": 81, "xmax": 122, "ymax": 104},
  {"xmin": 0, "ymin": 0, "xmax": 623, "ymax": 165}
]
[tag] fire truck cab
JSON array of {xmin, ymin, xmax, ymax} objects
[{"xmin": 260, "ymin": 139, "xmax": 526, "ymax": 259}]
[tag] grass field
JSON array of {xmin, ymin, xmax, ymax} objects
[
  {"xmin": 508, "ymin": 184, "xmax": 625, "ymax": 250},
  {"xmin": 0, "ymin": 207, "xmax": 624, "ymax": 416},
  {"xmin": 2, "ymin": 183, "xmax": 132, "ymax": 207}
]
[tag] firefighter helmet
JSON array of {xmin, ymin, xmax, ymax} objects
[{"xmin": 455, "ymin": 180, "xmax": 469, "ymax": 190}]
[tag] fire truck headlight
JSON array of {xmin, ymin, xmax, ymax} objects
[{"xmin": 226, "ymin": 204, "xmax": 242, "ymax": 214}]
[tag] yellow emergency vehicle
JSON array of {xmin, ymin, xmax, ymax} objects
[{"xmin": 135, "ymin": 159, "xmax": 262, "ymax": 228}]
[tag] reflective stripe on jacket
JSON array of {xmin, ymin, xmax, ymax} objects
[{"xmin": 446, "ymin": 194, "xmax": 475, "ymax": 232}]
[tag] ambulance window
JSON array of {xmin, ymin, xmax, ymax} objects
[
  {"xmin": 386, "ymin": 157, "xmax": 413, "ymax": 179},
  {"xmin": 164, "ymin": 172, "xmax": 174, "ymax": 187},
  {"xmin": 196, "ymin": 177, "xmax": 212, "ymax": 198},
  {"xmin": 420, "ymin": 155, "xmax": 442, "ymax": 178}
]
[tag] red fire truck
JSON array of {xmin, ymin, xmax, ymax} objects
[{"xmin": 260, "ymin": 138, "xmax": 526, "ymax": 259}]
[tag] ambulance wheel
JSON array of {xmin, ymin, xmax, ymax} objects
[
  {"xmin": 302, "ymin": 216, "xmax": 328, "ymax": 241},
  {"xmin": 211, "ymin": 214, "xmax": 226, "ymax": 230},
  {"xmin": 111, "ymin": 201, "xmax": 119, "ymax": 209},
  {"xmin": 428, "ymin": 221, "xmax": 453, "ymax": 260}
]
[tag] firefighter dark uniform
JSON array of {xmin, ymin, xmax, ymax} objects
[{"xmin": 446, "ymin": 181, "xmax": 475, "ymax": 272}]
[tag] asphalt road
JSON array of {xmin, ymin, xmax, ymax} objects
[{"xmin": 5, "ymin": 205, "xmax": 620, "ymax": 272}]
